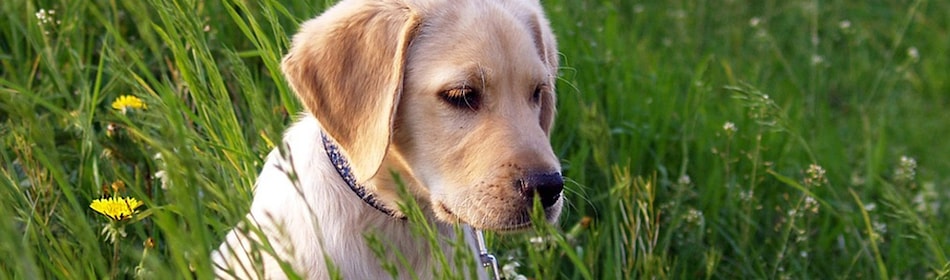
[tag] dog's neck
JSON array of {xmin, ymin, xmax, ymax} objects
[
  {"xmin": 321, "ymin": 132, "xmax": 501, "ymax": 279},
  {"xmin": 321, "ymin": 132, "xmax": 406, "ymax": 219}
]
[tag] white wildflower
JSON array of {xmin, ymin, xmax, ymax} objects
[
  {"xmin": 677, "ymin": 174, "xmax": 691, "ymax": 186},
  {"xmin": 749, "ymin": 17, "xmax": 761, "ymax": 27},
  {"xmin": 685, "ymin": 208, "xmax": 705, "ymax": 226},
  {"xmin": 723, "ymin": 122, "xmax": 737, "ymax": 134},
  {"xmin": 839, "ymin": 20, "xmax": 851, "ymax": 30},
  {"xmin": 153, "ymin": 153, "xmax": 169, "ymax": 190},
  {"xmin": 804, "ymin": 164, "xmax": 827, "ymax": 188},
  {"xmin": 35, "ymin": 9, "xmax": 58, "ymax": 26},
  {"xmin": 810, "ymin": 54, "xmax": 824, "ymax": 66},
  {"xmin": 501, "ymin": 260, "xmax": 527, "ymax": 280},
  {"xmin": 529, "ymin": 236, "xmax": 549, "ymax": 245},
  {"xmin": 871, "ymin": 219, "xmax": 888, "ymax": 243},
  {"xmin": 154, "ymin": 170, "xmax": 168, "ymax": 190},
  {"xmin": 794, "ymin": 229, "xmax": 808, "ymax": 243},
  {"xmin": 804, "ymin": 196, "xmax": 819, "ymax": 214},
  {"xmin": 739, "ymin": 190, "xmax": 754, "ymax": 202},
  {"xmin": 894, "ymin": 155, "xmax": 917, "ymax": 185},
  {"xmin": 872, "ymin": 220, "xmax": 887, "ymax": 235},
  {"xmin": 907, "ymin": 47, "xmax": 919, "ymax": 61}
]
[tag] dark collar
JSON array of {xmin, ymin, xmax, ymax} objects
[{"xmin": 321, "ymin": 133, "xmax": 404, "ymax": 219}]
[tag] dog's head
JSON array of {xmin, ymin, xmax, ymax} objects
[{"xmin": 282, "ymin": 0, "xmax": 561, "ymax": 231}]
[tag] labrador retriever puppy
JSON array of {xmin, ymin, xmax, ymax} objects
[{"xmin": 213, "ymin": 0, "xmax": 563, "ymax": 278}]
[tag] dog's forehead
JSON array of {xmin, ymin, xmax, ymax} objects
[{"xmin": 406, "ymin": 1, "xmax": 551, "ymax": 85}]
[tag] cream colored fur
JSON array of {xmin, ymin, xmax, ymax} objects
[{"xmin": 213, "ymin": 0, "xmax": 562, "ymax": 278}]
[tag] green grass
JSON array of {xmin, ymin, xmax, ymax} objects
[{"xmin": 2, "ymin": 0, "xmax": 948, "ymax": 278}]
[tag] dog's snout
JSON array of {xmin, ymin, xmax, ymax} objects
[{"xmin": 518, "ymin": 172, "xmax": 563, "ymax": 208}]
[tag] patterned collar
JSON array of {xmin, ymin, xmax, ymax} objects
[{"xmin": 321, "ymin": 133, "xmax": 404, "ymax": 219}]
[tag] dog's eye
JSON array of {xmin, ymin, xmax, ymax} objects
[
  {"xmin": 531, "ymin": 85, "xmax": 543, "ymax": 104},
  {"xmin": 440, "ymin": 87, "xmax": 480, "ymax": 111}
]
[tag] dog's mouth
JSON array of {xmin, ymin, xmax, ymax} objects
[{"xmin": 436, "ymin": 201, "xmax": 540, "ymax": 232}]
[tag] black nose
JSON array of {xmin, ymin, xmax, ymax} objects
[{"xmin": 519, "ymin": 172, "xmax": 564, "ymax": 208}]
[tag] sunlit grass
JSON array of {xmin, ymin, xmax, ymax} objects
[{"xmin": 1, "ymin": 0, "xmax": 948, "ymax": 278}]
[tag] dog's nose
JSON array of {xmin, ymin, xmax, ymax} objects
[{"xmin": 519, "ymin": 172, "xmax": 563, "ymax": 208}]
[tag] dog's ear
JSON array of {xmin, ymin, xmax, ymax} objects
[{"xmin": 282, "ymin": 2, "xmax": 420, "ymax": 182}]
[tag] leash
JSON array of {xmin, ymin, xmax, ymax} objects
[{"xmin": 473, "ymin": 228, "xmax": 503, "ymax": 280}]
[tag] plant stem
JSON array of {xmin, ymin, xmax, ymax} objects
[{"xmin": 112, "ymin": 239, "xmax": 120, "ymax": 278}]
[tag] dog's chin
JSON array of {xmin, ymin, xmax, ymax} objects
[{"xmin": 433, "ymin": 200, "xmax": 562, "ymax": 233}]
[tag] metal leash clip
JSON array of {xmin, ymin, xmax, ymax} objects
[{"xmin": 473, "ymin": 229, "xmax": 503, "ymax": 280}]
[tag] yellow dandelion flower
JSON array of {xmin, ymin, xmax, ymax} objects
[
  {"xmin": 90, "ymin": 197, "xmax": 144, "ymax": 221},
  {"xmin": 112, "ymin": 95, "xmax": 147, "ymax": 113}
]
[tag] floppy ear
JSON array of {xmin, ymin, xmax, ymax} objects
[{"xmin": 282, "ymin": 1, "xmax": 421, "ymax": 182}]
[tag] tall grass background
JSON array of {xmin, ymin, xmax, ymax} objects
[{"xmin": 2, "ymin": 0, "xmax": 948, "ymax": 278}]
